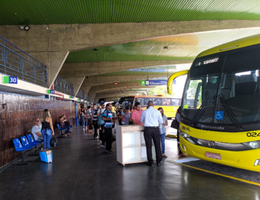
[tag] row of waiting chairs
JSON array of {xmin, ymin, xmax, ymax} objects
[{"xmin": 13, "ymin": 134, "xmax": 43, "ymax": 165}]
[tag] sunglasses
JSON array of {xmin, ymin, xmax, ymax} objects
[{"xmin": 35, "ymin": 120, "xmax": 40, "ymax": 122}]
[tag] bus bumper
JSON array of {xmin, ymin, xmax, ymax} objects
[{"xmin": 180, "ymin": 136, "xmax": 260, "ymax": 172}]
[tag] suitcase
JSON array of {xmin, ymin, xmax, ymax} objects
[{"xmin": 39, "ymin": 150, "xmax": 53, "ymax": 163}]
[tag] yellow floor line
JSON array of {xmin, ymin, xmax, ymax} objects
[
  {"xmin": 168, "ymin": 160, "xmax": 260, "ymax": 187},
  {"xmin": 166, "ymin": 134, "xmax": 177, "ymax": 138}
]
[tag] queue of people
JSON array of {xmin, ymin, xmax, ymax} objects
[
  {"xmin": 80, "ymin": 101, "xmax": 174, "ymax": 163},
  {"xmin": 30, "ymin": 102, "xmax": 179, "ymax": 167}
]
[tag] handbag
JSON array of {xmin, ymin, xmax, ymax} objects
[
  {"xmin": 50, "ymin": 136, "xmax": 58, "ymax": 147},
  {"xmin": 171, "ymin": 119, "xmax": 179, "ymax": 129},
  {"xmin": 111, "ymin": 134, "xmax": 116, "ymax": 142}
]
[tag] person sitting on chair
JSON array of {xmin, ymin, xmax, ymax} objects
[
  {"xmin": 59, "ymin": 115, "xmax": 71, "ymax": 137},
  {"xmin": 31, "ymin": 118, "xmax": 43, "ymax": 141},
  {"xmin": 62, "ymin": 114, "xmax": 72, "ymax": 127}
]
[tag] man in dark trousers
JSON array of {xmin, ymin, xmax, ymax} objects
[
  {"xmin": 102, "ymin": 103, "xmax": 114, "ymax": 153},
  {"xmin": 140, "ymin": 101, "xmax": 163, "ymax": 166}
]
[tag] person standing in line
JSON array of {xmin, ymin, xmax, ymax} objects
[
  {"xmin": 41, "ymin": 109, "xmax": 55, "ymax": 150},
  {"xmin": 97, "ymin": 103, "xmax": 106, "ymax": 147},
  {"xmin": 111, "ymin": 103, "xmax": 116, "ymax": 114},
  {"xmin": 102, "ymin": 103, "xmax": 114, "ymax": 153},
  {"xmin": 92, "ymin": 104, "xmax": 99, "ymax": 139},
  {"xmin": 79, "ymin": 103, "xmax": 86, "ymax": 130},
  {"xmin": 158, "ymin": 107, "xmax": 168, "ymax": 158},
  {"xmin": 128, "ymin": 105, "xmax": 136, "ymax": 125},
  {"xmin": 124, "ymin": 106, "xmax": 131, "ymax": 125},
  {"xmin": 118, "ymin": 107, "xmax": 125, "ymax": 125},
  {"xmin": 85, "ymin": 106, "xmax": 92, "ymax": 133},
  {"xmin": 131, "ymin": 102, "xmax": 144, "ymax": 125},
  {"xmin": 140, "ymin": 101, "xmax": 163, "ymax": 166}
]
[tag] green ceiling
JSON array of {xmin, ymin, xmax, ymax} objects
[
  {"xmin": 2, "ymin": 0, "xmax": 260, "ymax": 25},
  {"xmin": 66, "ymin": 28, "xmax": 260, "ymax": 63}
]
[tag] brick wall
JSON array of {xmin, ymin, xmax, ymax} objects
[{"xmin": 0, "ymin": 93, "xmax": 75, "ymax": 168}]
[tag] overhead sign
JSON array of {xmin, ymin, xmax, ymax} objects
[
  {"xmin": 3, "ymin": 76, "xmax": 18, "ymax": 84},
  {"xmin": 47, "ymin": 89, "xmax": 55, "ymax": 94},
  {"xmin": 143, "ymin": 80, "xmax": 176, "ymax": 86}
]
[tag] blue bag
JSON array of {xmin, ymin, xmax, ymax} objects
[{"xmin": 97, "ymin": 111, "xmax": 106, "ymax": 126}]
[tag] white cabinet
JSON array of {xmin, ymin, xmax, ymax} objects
[{"xmin": 116, "ymin": 125, "xmax": 155, "ymax": 166}]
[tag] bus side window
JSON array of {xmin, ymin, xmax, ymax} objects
[
  {"xmin": 168, "ymin": 99, "xmax": 171, "ymax": 105},
  {"xmin": 162, "ymin": 99, "xmax": 166, "ymax": 105}
]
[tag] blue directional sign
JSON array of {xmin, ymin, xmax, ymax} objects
[
  {"xmin": 145, "ymin": 80, "xmax": 176, "ymax": 86},
  {"xmin": 215, "ymin": 111, "xmax": 224, "ymax": 120},
  {"xmin": 3, "ymin": 76, "xmax": 18, "ymax": 84},
  {"xmin": 47, "ymin": 89, "xmax": 55, "ymax": 94},
  {"xmin": 9, "ymin": 76, "xmax": 18, "ymax": 84}
]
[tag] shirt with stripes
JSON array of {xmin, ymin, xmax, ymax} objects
[
  {"xmin": 103, "ymin": 110, "xmax": 113, "ymax": 128},
  {"xmin": 92, "ymin": 109, "xmax": 98, "ymax": 121}
]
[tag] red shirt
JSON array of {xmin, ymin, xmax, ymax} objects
[{"xmin": 131, "ymin": 109, "xmax": 144, "ymax": 125}]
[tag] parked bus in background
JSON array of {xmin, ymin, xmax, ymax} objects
[
  {"xmin": 119, "ymin": 95, "xmax": 181, "ymax": 118},
  {"xmin": 167, "ymin": 34, "xmax": 260, "ymax": 172}
]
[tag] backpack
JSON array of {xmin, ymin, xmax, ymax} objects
[{"xmin": 97, "ymin": 109, "xmax": 106, "ymax": 126}]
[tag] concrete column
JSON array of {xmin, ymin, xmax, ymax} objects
[
  {"xmin": 90, "ymin": 93, "xmax": 97, "ymax": 103},
  {"xmin": 29, "ymin": 51, "xmax": 69, "ymax": 88},
  {"xmin": 66, "ymin": 76, "xmax": 86, "ymax": 96},
  {"xmin": 81, "ymin": 86, "xmax": 91, "ymax": 96}
]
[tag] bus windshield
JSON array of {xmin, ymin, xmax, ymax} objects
[
  {"xmin": 182, "ymin": 45, "xmax": 260, "ymax": 126},
  {"xmin": 119, "ymin": 97, "xmax": 134, "ymax": 110}
]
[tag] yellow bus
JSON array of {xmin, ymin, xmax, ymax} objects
[
  {"xmin": 119, "ymin": 95, "xmax": 181, "ymax": 118},
  {"xmin": 168, "ymin": 34, "xmax": 260, "ymax": 172}
]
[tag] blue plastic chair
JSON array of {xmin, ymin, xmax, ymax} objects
[
  {"xmin": 20, "ymin": 136, "xmax": 37, "ymax": 148},
  {"xmin": 57, "ymin": 124, "xmax": 67, "ymax": 135},
  {"xmin": 27, "ymin": 134, "xmax": 42, "ymax": 145},
  {"xmin": 13, "ymin": 138, "xmax": 33, "ymax": 165}
]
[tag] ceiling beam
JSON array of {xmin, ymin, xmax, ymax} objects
[
  {"xmin": 59, "ymin": 60, "xmax": 192, "ymax": 78},
  {"xmin": 81, "ymin": 74, "xmax": 167, "ymax": 87},
  {"xmin": 2, "ymin": 21, "xmax": 260, "ymax": 87}
]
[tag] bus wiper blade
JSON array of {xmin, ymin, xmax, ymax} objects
[
  {"xmin": 218, "ymin": 95, "xmax": 243, "ymax": 131},
  {"xmin": 191, "ymin": 94, "xmax": 213, "ymax": 126}
]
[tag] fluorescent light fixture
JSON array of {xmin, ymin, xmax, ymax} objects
[
  {"xmin": 235, "ymin": 71, "xmax": 251, "ymax": 76},
  {"xmin": 24, "ymin": 25, "xmax": 30, "ymax": 31}
]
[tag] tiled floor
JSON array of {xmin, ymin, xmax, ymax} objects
[{"xmin": 0, "ymin": 126, "xmax": 259, "ymax": 200}]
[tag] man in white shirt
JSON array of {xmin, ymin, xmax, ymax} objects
[
  {"xmin": 140, "ymin": 101, "xmax": 163, "ymax": 166},
  {"xmin": 31, "ymin": 118, "xmax": 43, "ymax": 141}
]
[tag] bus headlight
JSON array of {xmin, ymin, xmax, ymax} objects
[
  {"xmin": 180, "ymin": 130, "xmax": 195, "ymax": 144},
  {"xmin": 180, "ymin": 130, "xmax": 189, "ymax": 138},
  {"xmin": 243, "ymin": 141, "xmax": 260, "ymax": 149}
]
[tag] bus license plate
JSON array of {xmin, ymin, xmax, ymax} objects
[{"xmin": 205, "ymin": 152, "xmax": 221, "ymax": 160}]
